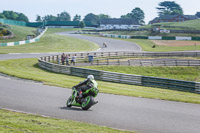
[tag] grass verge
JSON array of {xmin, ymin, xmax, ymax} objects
[
  {"xmin": 0, "ymin": 58, "xmax": 200, "ymax": 104},
  {"xmin": 82, "ymin": 65, "xmax": 200, "ymax": 82},
  {"xmin": 0, "ymin": 25, "xmax": 37, "ymax": 43},
  {"xmin": 126, "ymin": 39, "xmax": 200, "ymax": 52},
  {"xmin": 0, "ymin": 109, "xmax": 132, "ymax": 133},
  {"xmin": 0, "ymin": 28, "xmax": 99, "ymax": 53},
  {"xmin": 83, "ymin": 34, "xmax": 200, "ymax": 52}
]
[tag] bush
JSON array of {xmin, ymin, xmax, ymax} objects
[{"xmin": 1, "ymin": 29, "xmax": 8, "ymax": 35}]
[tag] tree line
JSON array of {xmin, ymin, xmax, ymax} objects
[
  {"xmin": 35, "ymin": 1, "xmax": 191, "ymax": 25},
  {"xmin": 1, "ymin": 1, "xmax": 198, "ymax": 25},
  {"xmin": 0, "ymin": 11, "xmax": 29, "ymax": 22}
]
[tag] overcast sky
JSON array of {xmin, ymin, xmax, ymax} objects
[{"xmin": 1, "ymin": 0, "xmax": 199, "ymax": 23}]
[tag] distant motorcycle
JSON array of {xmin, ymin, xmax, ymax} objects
[{"xmin": 66, "ymin": 86, "xmax": 99, "ymax": 110}]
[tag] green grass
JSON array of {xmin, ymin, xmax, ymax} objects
[
  {"xmin": 126, "ymin": 39, "xmax": 200, "ymax": 52},
  {"xmin": 0, "ymin": 109, "xmax": 132, "ymax": 133},
  {"xmin": 141, "ymin": 19, "xmax": 200, "ymax": 30},
  {"xmin": 83, "ymin": 34, "xmax": 200, "ymax": 52},
  {"xmin": 0, "ymin": 58, "xmax": 200, "ymax": 104},
  {"xmin": 0, "ymin": 25, "xmax": 37, "ymax": 43},
  {"xmin": 82, "ymin": 65, "xmax": 200, "ymax": 82},
  {"xmin": 153, "ymin": 19, "xmax": 200, "ymax": 30},
  {"xmin": 0, "ymin": 28, "xmax": 99, "ymax": 53}
]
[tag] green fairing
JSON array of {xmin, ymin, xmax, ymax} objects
[{"xmin": 66, "ymin": 80, "xmax": 99, "ymax": 110}]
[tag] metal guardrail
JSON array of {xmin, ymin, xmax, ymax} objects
[
  {"xmin": 42, "ymin": 51, "xmax": 200, "ymax": 62},
  {"xmin": 42, "ymin": 51, "xmax": 200, "ymax": 67},
  {"xmin": 38, "ymin": 56, "xmax": 200, "ymax": 93},
  {"xmin": 76, "ymin": 59, "xmax": 200, "ymax": 66}
]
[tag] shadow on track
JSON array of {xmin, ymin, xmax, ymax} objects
[{"xmin": 59, "ymin": 106, "xmax": 92, "ymax": 111}]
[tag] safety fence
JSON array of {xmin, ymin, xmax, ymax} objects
[
  {"xmin": 76, "ymin": 59, "xmax": 200, "ymax": 67},
  {"xmin": 38, "ymin": 54, "xmax": 200, "ymax": 93},
  {"xmin": 41, "ymin": 51, "xmax": 200, "ymax": 63}
]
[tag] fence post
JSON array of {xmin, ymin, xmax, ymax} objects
[
  {"xmin": 188, "ymin": 60, "xmax": 190, "ymax": 66},
  {"xmin": 175, "ymin": 60, "xmax": 178, "ymax": 66},
  {"xmin": 91, "ymin": 60, "xmax": 93, "ymax": 65},
  {"xmin": 57, "ymin": 55, "xmax": 60, "ymax": 64},
  {"xmin": 118, "ymin": 59, "xmax": 120, "ymax": 65},
  {"xmin": 164, "ymin": 60, "xmax": 166, "ymax": 66},
  {"xmin": 128, "ymin": 60, "xmax": 130, "ymax": 66},
  {"xmin": 97, "ymin": 59, "xmax": 99, "ymax": 65},
  {"xmin": 107, "ymin": 59, "xmax": 109, "ymax": 65}
]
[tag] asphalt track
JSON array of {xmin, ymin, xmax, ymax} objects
[
  {"xmin": 57, "ymin": 32, "xmax": 142, "ymax": 52},
  {"xmin": 0, "ymin": 32, "xmax": 141, "ymax": 60},
  {"xmin": 0, "ymin": 75, "xmax": 200, "ymax": 133},
  {"xmin": 0, "ymin": 33, "xmax": 200, "ymax": 133}
]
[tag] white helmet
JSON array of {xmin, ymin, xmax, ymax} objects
[{"xmin": 87, "ymin": 75, "xmax": 94, "ymax": 80}]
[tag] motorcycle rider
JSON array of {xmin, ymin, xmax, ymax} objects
[{"xmin": 74, "ymin": 75, "xmax": 98, "ymax": 99}]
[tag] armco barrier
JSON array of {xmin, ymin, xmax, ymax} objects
[
  {"xmin": 38, "ymin": 56, "xmax": 200, "ymax": 93},
  {"xmin": 142, "ymin": 76, "xmax": 196, "ymax": 92},
  {"xmin": 44, "ymin": 51, "xmax": 200, "ymax": 63}
]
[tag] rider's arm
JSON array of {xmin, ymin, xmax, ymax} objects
[{"xmin": 75, "ymin": 79, "xmax": 89, "ymax": 88}]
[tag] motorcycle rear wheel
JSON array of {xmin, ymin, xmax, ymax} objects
[{"xmin": 81, "ymin": 96, "xmax": 94, "ymax": 110}]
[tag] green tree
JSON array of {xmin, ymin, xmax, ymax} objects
[
  {"xmin": 131, "ymin": 8, "xmax": 145, "ymax": 24},
  {"xmin": 73, "ymin": 14, "xmax": 81, "ymax": 21},
  {"xmin": 120, "ymin": 7, "xmax": 145, "ymax": 24},
  {"xmin": 43, "ymin": 15, "xmax": 57, "ymax": 21},
  {"xmin": 121, "ymin": 13, "xmax": 132, "ymax": 19},
  {"xmin": 58, "ymin": 11, "xmax": 71, "ymax": 21},
  {"xmin": 83, "ymin": 13, "xmax": 99, "ymax": 25},
  {"xmin": 98, "ymin": 14, "xmax": 111, "ymax": 19},
  {"xmin": 0, "ymin": 13, "xmax": 6, "ymax": 19},
  {"xmin": 79, "ymin": 21, "xmax": 85, "ymax": 28},
  {"xmin": 1, "ymin": 10, "xmax": 29, "ymax": 22},
  {"xmin": 36, "ymin": 15, "xmax": 42, "ymax": 22},
  {"xmin": 17, "ymin": 13, "xmax": 29, "ymax": 22},
  {"xmin": 10, "ymin": 11, "xmax": 19, "ymax": 20},
  {"xmin": 196, "ymin": 12, "xmax": 200, "ymax": 18},
  {"xmin": 2, "ymin": 11, "xmax": 11, "ymax": 19},
  {"xmin": 156, "ymin": 1, "xmax": 183, "ymax": 16}
]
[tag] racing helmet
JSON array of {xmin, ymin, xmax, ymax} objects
[{"xmin": 87, "ymin": 75, "xmax": 94, "ymax": 80}]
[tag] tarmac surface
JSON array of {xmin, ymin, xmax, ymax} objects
[
  {"xmin": 57, "ymin": 32, "xmax": 142, "ymax": 52},
  {"xmin": 0, "ymin": 76, "xmax": 200, "ymax": 133},
  {"xmin": 0, "ymin": 32, "xmax": 200, "ymax": 133}
]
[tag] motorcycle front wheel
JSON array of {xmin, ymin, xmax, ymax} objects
[{"xmin": 66, "ymin": 96, "xmax": 72, "ymax": 107}]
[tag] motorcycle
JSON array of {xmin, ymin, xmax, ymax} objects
[{"xmin": 66, "ymin": 86, "xmax": 99, "ymax": 110}]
